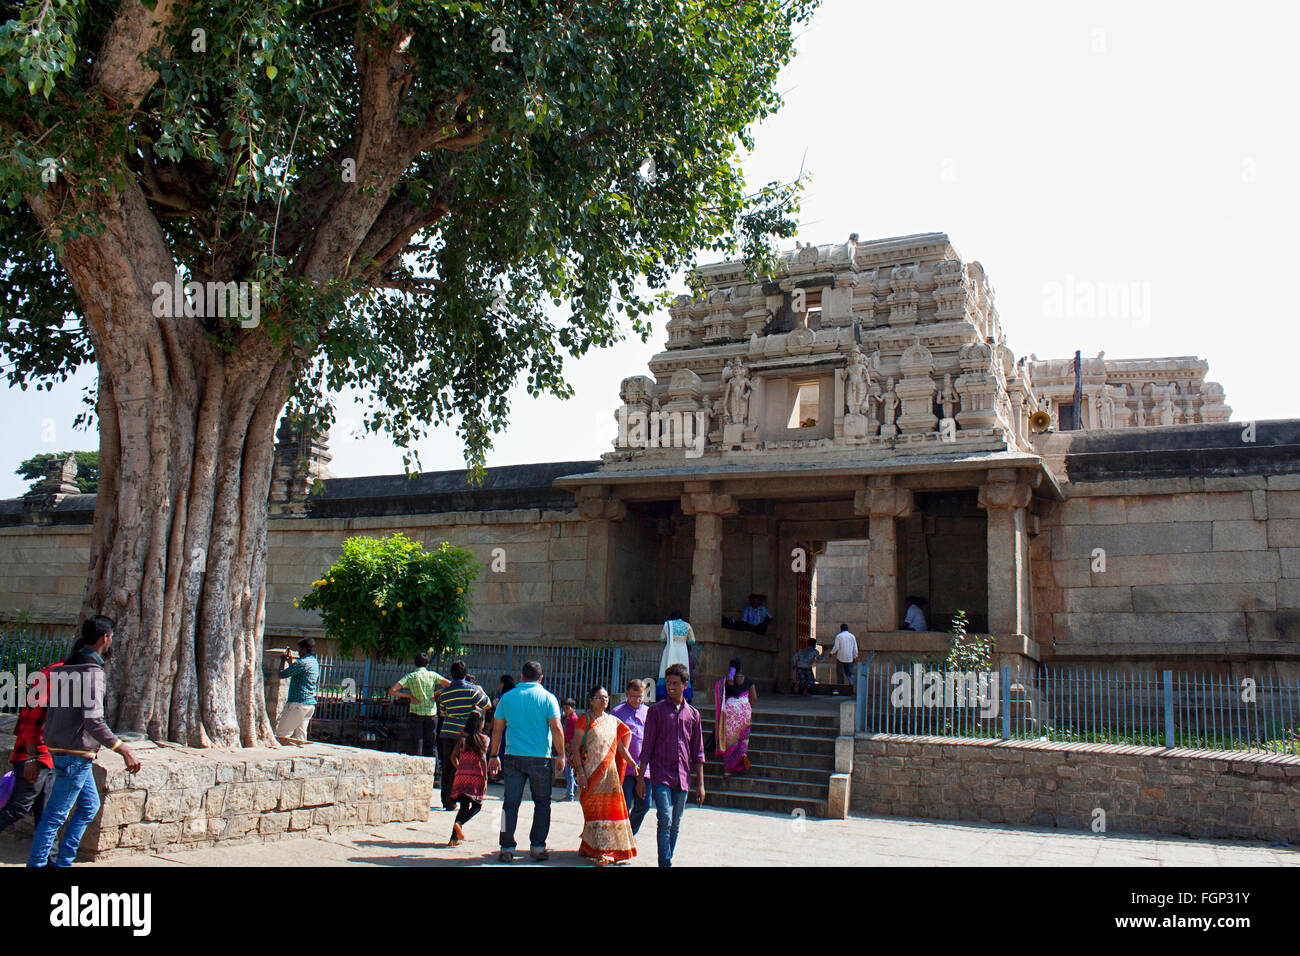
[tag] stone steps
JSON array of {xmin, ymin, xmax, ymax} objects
[
  {"xmin": 700, "ymin": 787, "xmax": 827, "ymax": 818},
  {"xmin": 695, "ymin": 703, "xmax": 842, "ymax": 816}
]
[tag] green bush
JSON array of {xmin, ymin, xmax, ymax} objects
[
  {"xmin": 943, "ymin": 610, "xmax": 995, "ymax": 672},
  {"xmin": 297, "ymin": 533, "xmax": 479, "ymax": 661}
]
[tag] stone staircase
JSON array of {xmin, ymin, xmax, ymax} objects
[{"xmin": 697, "ymin": 699, "xmax": 841, "ymax": 817}]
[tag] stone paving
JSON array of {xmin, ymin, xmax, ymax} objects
[{"xmin": 2, "ymin": 786, "xmax": 1295, "ymax": 867}]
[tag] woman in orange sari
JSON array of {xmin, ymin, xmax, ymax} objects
[{"xmin": 569, "ymin": 685, "xmax": 639, "ymax": 865}]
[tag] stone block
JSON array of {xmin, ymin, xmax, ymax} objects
[
  {"xmin": 302, "ymin": 777, "xmax": 335, "ymax": 807},
  {"xmin": 278, "ymin": 778, "xmax": 304, "ymax": 811},
  {"xmin": 142, "ymin": 790, "xmax": 184, "ymax": 823},
  {"xmin": 1130, "ymin": 582, "xmax": 1274, "ymax": 613},
  {"xmin": 1099, "ymin": 551, "xmax": 1279, "ymax": 587},
  {"xmin": 260, "ymin": 812, "xmax": 290, "ymax": 835},
  {"xmin": 253, "ymin": 780, "xmax": 281, "ymax": 812},
  {"xmin": 1266, "ymin": 489, "xmax": 1300, "ymax": 518},
  {"xmin": 1053, "ymin": 522, "xmax": 1211, "ymax": 561},
  {"xmin": 1211, "ymin": 520, "xmax": 1268, "ymax": 552},
  {"xmin": 100, "ymin": 789, "xmax": 147, "ymax": 828},
  {"xmin": 1281, "ymin": 549, "xmax": 1300, "ymax": 579},
  {"xmin": 1063, "ymin": 586, "xmax": 1133, "ymax": 613},
  {"xmin": 1269, "ymin": 520, "xmax": 1300, "ymax": 549},
  {"xmin": 289, "ymin": 809, "xmax": 314, "ymax": 831},
  {"xmin": 1122, "ymin": 494, "xmax": 1211, "ymax": 524}
]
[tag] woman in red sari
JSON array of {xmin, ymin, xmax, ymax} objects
[
  {"xmin": 569, "ymin": 685, "xmax": 639, "ymax": 865},
  {"xmin": 715, "ymin": 657, "xmax": 758, "ymax": 777}
]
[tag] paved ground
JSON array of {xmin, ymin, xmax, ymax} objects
[{"xmin": 2, "ymin": 787, "xmax": 1295, "ymax": 867}]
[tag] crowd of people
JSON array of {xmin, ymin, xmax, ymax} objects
[{"xmin": 0, "ymin": 605, "xmax": 891, "ymax": 867}]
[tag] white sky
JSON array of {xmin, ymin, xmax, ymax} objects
[{"xmin": 3, "ymin": 0, "xmax": 1298, "ymax": 497}]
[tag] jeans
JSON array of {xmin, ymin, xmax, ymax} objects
[
  {"xmin": 0, "ymin": 761, "xmax": 54, "ymax": 833},
  {"xmin": 437, "ymin": 735, "xmax": 460, "ymax": 809},
  {"xmin": 409, "ymin": 715, "xmax": 437, "ymax": 758},
  {"xmin": 563, "ymin": 764, "xmax": 576, "ymax": 800},
  {"xmin": 838, "ymin": 661, "xmax": 855, "ymax": 685},
  {"xmin": 28, "ymin": 755, "xmax": 100, "ymax": 867},
  {"xmin": 651, "ymin": 783, "xmax": 689, "ymax": 868},
  {"xmin": 622, "ymin": 773, "xmax": 650, "ymax": 835},
  {"xmin": 499, "ymin": 754, "xmax": 554, "ymax": 852}
]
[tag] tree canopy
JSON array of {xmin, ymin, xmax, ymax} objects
[{"xmin": 2, "ymin": 0, "xmax": 815, "ymax": 469}]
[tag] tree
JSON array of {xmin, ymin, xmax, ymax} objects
[
  {"xmin": 17, "ymin": 450, "xmax": 100, "ymax": 494},
  {"xmin": 297, "ymin": 533, "xmax": 477, "ymax": 661},
  {"xmin": 0, "ymin": 0, "xmax": 816, "ymax": 745}
]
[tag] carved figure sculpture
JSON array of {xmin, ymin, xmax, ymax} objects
[
  {"xmin": 937, "ymin": 372, "xmax": 959, "ymax": 420},
  {"xmin": 883, "ymin": 378, "xmax": 899, "ymax": 429},
  {"xmin": 844, "ymin": 346, "xmax": 871, "ymax": 416},
  {"xmin": 722, "ymin": 358, "xmax": 752, "ymax": 425}
]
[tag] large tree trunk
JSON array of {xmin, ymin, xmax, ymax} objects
[{"xmin": 29, "ymin": 183, "xmax": 295, "ymax": 747}]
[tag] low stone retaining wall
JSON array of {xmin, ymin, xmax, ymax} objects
[
  {"xmin": 852, "ymin": 734, "xmax": 1300, "ymax": 844},
  {"xmin": 0, "ymin": 725, "xmax": 435, "ymax": 860}
]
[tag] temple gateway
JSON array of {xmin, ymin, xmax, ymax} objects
[{"xmin": 2, "ymin": 232, "xmax": 1298, "ymax": 691}]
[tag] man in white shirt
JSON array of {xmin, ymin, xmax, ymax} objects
[
  {"xmin": 902, "ymin": 597, "xmax": 929, "ymax": 632},
  {"xmin": 830, "ymin": 624, "xmax": 858, "ymax": 687}
]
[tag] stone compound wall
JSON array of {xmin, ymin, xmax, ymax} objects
[
  {"xmin": 1033, "ymin": 474, "xmax": 1300, "ymax": 671},
  {"xmin": 0, "ymin": 509, "xmax": 589, "ymax": 645},
  {"xmin": 853, "ymin": 734, "xmax": 1300, "ymax": 844},
  {"xmin": 0, "ymin": 723, "xmax": 435, "ymax": 859},
  {"xmin": 0, "ymin": 523, "xmax": 92, "ymax": 624}
]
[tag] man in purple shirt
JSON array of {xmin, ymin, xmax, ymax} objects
[
  {"xmin": 610, "ymin": 678, "xmax": 650, "ymax": 835},
  {"xmin": 635, "ymin": 663, "xmax": 705, "ymax": 867}
]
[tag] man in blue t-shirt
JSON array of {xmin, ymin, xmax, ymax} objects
[
  {"xmin": 276, "ymin": 638, "xmax": 321, "ymax": 745},
  {"xmin": 488, "ymin": 660, "xmax": 565, "ymax": 862}
]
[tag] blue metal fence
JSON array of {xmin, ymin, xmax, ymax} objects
[
  {"xmin": 855, "ymin": 661, "xmax": 1300, "ymax": 756},
  {"xmin": 0, "ymin": 623, "xmax": 73, "ymax": 714},
  {"xmin": 304, "ymin": 643, "xmax": 661, "ymax": 722}
]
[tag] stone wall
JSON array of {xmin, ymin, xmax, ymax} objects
[
  {"xmin": 1034, "ymin": 474, "xmax": 1300, "ymax": 672},
  {"xmin": 0, "ymin": 523, "xmax": 93, "ymax": 623},
  {"xmin": 853, "ymin": 734, "xmax": 1300, "ymax": 844},
  {"xmin": 0, "ymin": 724, "xmax": 434, "ymax": 859}
]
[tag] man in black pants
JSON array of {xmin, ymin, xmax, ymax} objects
[{"xmin": 434, "ymin": 661, "xmax": 490, "ymax": 811}]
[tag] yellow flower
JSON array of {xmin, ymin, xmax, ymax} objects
[
  {"xmin": 381, "ymin": 610, "xmax": 387, "ymax": 616},
  {"xmin": 293, "ymin": 600, "xmax": 299, "ymax": 607},
  {"xmin": 456, "ymin": 587, "xmax": 463, "ymax": 594},
  {"xmin": 374, "ymin": 599, "xmax": 380, "ymax": 606},
  {"xmin": 396, "ymin": 601, "xmax": 403, "ymax": 608},
  {"xmin": 458, "ymin": 616, "xmax": 464, "ymax": 622},
  {"xmin": 329, "ymin": 577, "xmax": 334, "ymax": 583}
]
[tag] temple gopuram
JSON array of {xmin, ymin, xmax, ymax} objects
[{"xmin": 3, "ymin": 232, "xmax": 1297, "ymax": 691}]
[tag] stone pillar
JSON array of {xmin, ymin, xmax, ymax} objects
[
  {"xmin": 268, "ymin": 417, "xmax": 333, "ymax": 516},
  {"xmin": 978, "ymin": 469, "xmax": 1036, "ymax": 636},
  {"xmin": 22, "ymin": 454, "xmax": 81, "ymax": 516},
  {"xmin": 681, "ymin": 482, "xmax": 738, "ymax": 678},
  {"xmin": 575, "ymin": 485, "xmax": 627, "ymax": 626},
  {"xmin": 854, "ymin": 476, "xmax": 914, "ymax": 633}
]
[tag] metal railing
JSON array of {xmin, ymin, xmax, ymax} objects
[
  {"xmin": 855, "ymin": 661, "xmax": 1300, "ymax": 756},
  {"xmin": 0, "ymin": 623, "xmax": 73, "ymax": 713},
  {"xmin": 298, "ymin": 643, "xmax": 662, "ymax": 722}
]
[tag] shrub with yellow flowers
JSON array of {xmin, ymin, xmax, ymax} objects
[{"xmin": 298, "ymin": 533, "xmax": 479, "ymax": 660}]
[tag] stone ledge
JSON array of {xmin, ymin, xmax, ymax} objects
[
  {"xmin": 855, "ymin": 732, "xmax": 1300, "ymax": 765},
  {"xmin": 0, "ymin": 732, "xmax": 434, "ymax": 861}
]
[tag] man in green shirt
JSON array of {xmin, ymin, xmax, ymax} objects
[{"xmin": 388, "ymin": 653, "xmax": 449, "ymax": 757}]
